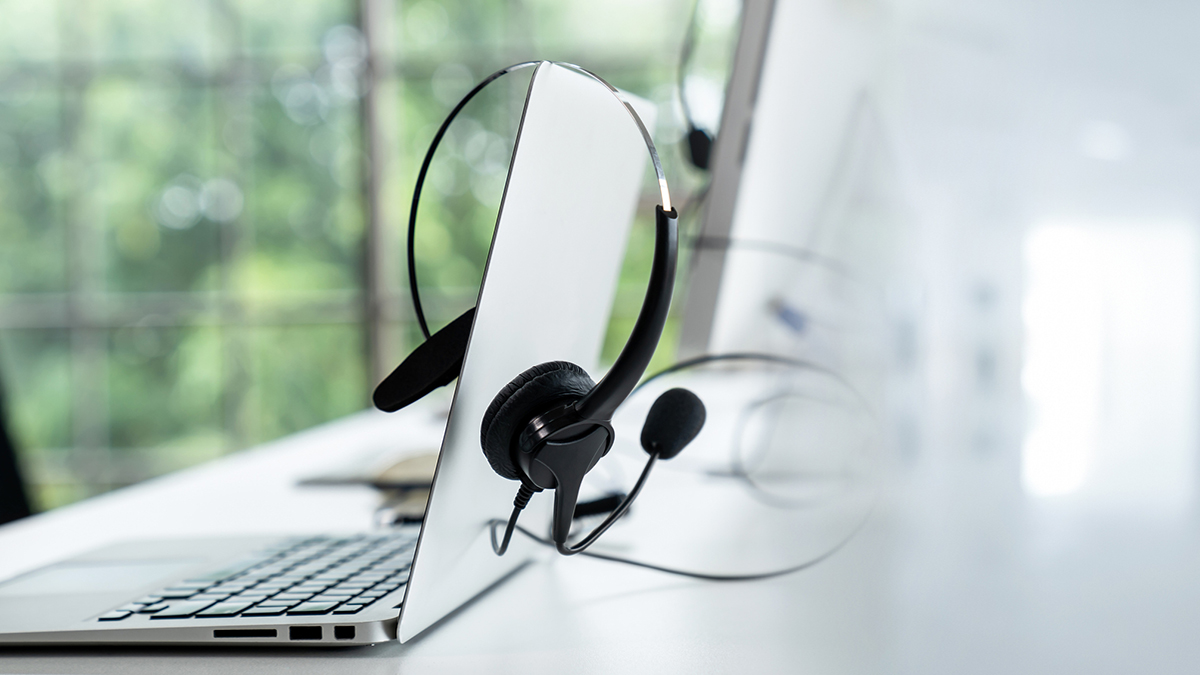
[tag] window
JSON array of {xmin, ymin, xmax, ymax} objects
[
  {"xmin": 1021, "ymin": 220, "xmax": 1197, "ymax": 508},
  {"xmin": 0, "ymin": 0, "xmax": 726, "ymax": 509}
]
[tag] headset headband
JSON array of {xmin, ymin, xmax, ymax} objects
[{"xmin": 406, "ymin": 60, "xmax": 672, "ymax": 340}]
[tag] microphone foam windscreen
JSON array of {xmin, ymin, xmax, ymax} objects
[{"xmin": 640, "ymin": 387, "xmax": 706, "ymax": 460}]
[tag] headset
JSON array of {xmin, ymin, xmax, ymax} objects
[
  {"xmin": 678, "ymin": 0, "xmax": 716, "ymax": 170},
  {"xmin": 372, "ymin": 61, "xmax": 707, "ymax": 558}
]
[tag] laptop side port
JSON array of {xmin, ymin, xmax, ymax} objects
[
  {"xmin": 214, "ymin": 629, "xmax": 277, "ymax": 639},
  {"xmin": 289, "ymin": 626, "xmax": 322, "ymax": 640},
  {"xmin": 334, "ymin": 626, "xmax": 355, "ymax": 640}
]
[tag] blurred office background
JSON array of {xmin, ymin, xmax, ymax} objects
[
  {"xmin": 3, "ymin": 0, "xmax": 1200, "ymax": 667},
  {"xmin": 5, "ymin": 0, "xmax": 1200, "ymax": 552},
  {"xmin": 890, "ymin": 0, "xmax": 1200, "ymax": 501},
  {"xmin": 0, "ymin": 0, "xmax": 737, "ymax": 510}
]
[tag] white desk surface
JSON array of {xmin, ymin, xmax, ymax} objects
[{"xmin": 2, "ymin": 405, "xmax": 1199, "ymax": 674}]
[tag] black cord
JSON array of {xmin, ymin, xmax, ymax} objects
[
  {"xmin": 635, "ymin": 352, "xmax": 878, "ymax": 456},
  {"xmin": 407, "ymin": 61, "xmax": 541, "ymax": 339},
  {"xmin": 633, "ymin": 351, "xmax": 839, "ymax": 395},
  {"xmin": 491, "ymin": 353, "xmax": 878, "ymax": 576},
  {"xmin": 729, "ymin": 389, "xmax": 874, "ymax": 509},
  {"xmin": 492, "ymin": 482, "xmax": 537, "ymax": 556},
  {"xmin": 633, "ymin": 352, "xmax": 879, "ymax": 508},
  {"xmin": 491, "ymin": 455, "xmax": 660, "ymax": 557},
  {"xmin": 557, "ymin": 454, "xmax": 658, "ymax": 555},
  {"xmin": 488, "ymin": 492, "xmax": 874, "ymax": 582},
  {"xmin": 686, "ymin": 236, "xmax": 851, "ymax": 276},
  {"xmin": 491, "ymin": 505, "xmax": 522, "ymax": 556}
]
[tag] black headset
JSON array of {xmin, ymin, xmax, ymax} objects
[
  {"xmin": 679, "ymin": 0, "xmax": 715, "ymax": 170},
  {"xmin": 373, "ymin": 62, "xmax": 707, "ymax": 557}
]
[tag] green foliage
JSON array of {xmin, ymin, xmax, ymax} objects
[
  {"xmin": 0, "ymin": 92, "xmax": 65, "ymax": 293},
  {"xmin": 0, "ymin": 0, "xmax": 707, "ymax": 511}
]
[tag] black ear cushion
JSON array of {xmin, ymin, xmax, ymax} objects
[
  {"xmin": 480, "ymin": 361, "xmax": 595, "ymax": 480},
  {"xmin": 373, "ymin": 308, "xmax": 475, "ymax": 413}
]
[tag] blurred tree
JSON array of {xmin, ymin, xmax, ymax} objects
[{"xmin": 0, "ymin": 0, "xmax": 727, "ymax": 510}]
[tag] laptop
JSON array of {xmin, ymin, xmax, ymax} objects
[{"xmin": 0, "ymin": 62, "xmax": 656, "ymax": 646}]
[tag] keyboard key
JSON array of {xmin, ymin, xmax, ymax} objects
[
  {"xmin": 326, "ymin": 566, "xmax": 363, "ymax": 577},
  {"xmin": 256, "ymin": 597, "xmax": 299, "ymax": 605},
  {"xmin": 287, "ymin": 602, "xmax": 340, "ymax": 615},
  {"xmin": 197, "ymin": 601, "xmax": 256, "ymax": 617},
  {"xmin": 248, "ymin": 569, "xmax": 285, "ymax": 581},
  {"xmin": 231, "ymin": 593, "xmax": 272, "ymax": 602},
  {"xmin": 307, "ymin": 593, "xmax": 350, "ymax": 605},
  {"xmin": 183, "ymin": 560, "xmax": 261, "ymax": 582},
  {"xmin": 236, "ymin": 571, "xmax": 271, "ymax": 580},
  {"xmin": 332, "ymin": 605, "xmax": 365, "ymax": 614},
  {"xmin": 130, "ymin": 532, "xmax": 417, "ymax": 617},
  {"xmin": 137, "ymin": 603, "xmax": 169, "ymax": 614},
  {"xmin": 149, "ymin": 601, "xmax": 216, "ymax": 619},
  {"xmin": 241, "ymin": 606, "xmax": 287, "ymax": 616},
  {"xmin": 309, "ymin": 574, "xmax": 345, "ymax": 582},
  {"xmin": 98, "ymin": 610, "xmax": 132, "ymax": 621}
]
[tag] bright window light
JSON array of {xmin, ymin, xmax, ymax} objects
[
  {"xmin": 1021, "ymin": 225, "xmax": 1104, "ymax": 496},
  {"xmin": 1022, "ymin": 220, "xmax": 1198, "ymax": 505}
]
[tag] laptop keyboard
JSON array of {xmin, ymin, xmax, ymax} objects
[{"xmin": 96, "ymin": 531, "xmax": 418, "ymax": 622}]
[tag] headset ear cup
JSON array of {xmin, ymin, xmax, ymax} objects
[
  {"xmin": 687, "ymin": 125, "xmax": 713, "ymax": 170},
  {"xmin": 480, "ymin": 361, "xmax": 595, "ymax": 480},
  {"xmin": 373, "ymin": 307, "xmax": 476, "ymax": 413}
]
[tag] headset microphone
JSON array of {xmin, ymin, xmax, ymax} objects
[{"xmin": 641, "ymin": 387, "xmax": 706, "ymax": 460}]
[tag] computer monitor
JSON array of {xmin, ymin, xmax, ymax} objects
[{"xmin": 680, "ymin": 0, "xmax": 891, "ymax": 372}]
